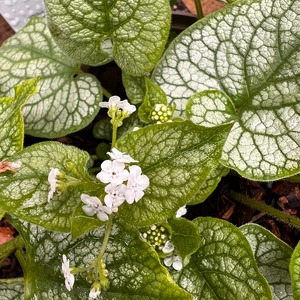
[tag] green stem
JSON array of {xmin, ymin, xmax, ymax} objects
[
  {"xmin": 102, "ymin": 87, "xmax": 112, "ymax": 99},
  {"xmin": 98, "ymin": 216, "xmax": 113, "ymax": 259},
  {"xmin": 228, "ymin": 190, "xmax": 300, "ymax": 229},
  {"xmin": 194, "ymin": 0, "xmax": 204, "ymax": 19},
  {"xmin": 15, "ymin": 248, "xmax": 26, "ymax": 272},
  {"xmin": 111, "ymin": 123, "xmax": 118, "ymax": 149}
]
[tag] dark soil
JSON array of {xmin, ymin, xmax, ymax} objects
[{"xmin": 0, "ymin": 0, "xmax": 300, "ymax": 281}]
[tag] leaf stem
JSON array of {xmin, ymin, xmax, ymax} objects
[
  {"xmin": 14, "ymin": 248, "xmax": 26, "ymax": 272},
  {"xmin": 194, "ymin": 0, "xmax": 204, "ymax": 19},
  {"xmin": 228, "ymin": 190, "xmax": 300, "ymax": 229},
  {"xmin": 102, "ymin": 87, "xmax": 112, "ymax": 99}
]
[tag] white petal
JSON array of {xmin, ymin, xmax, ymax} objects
[
  {"xmin": 176, "ymin": 206, "xmax": 187, "ymax": 218},
  {"xmin": 48, "ymin": 168, "xmax": 59, "ymax": 202},
  {"xmin": 99, "ymin": 102, "xmax": 109, "ymax": 108},
  {"xmin": 134, "ymin": 189, "xmax": 144, "ymax": 202},
  {"xmin": 163, "ymin": 256, "xmax": 173, "ymax": 267},
  {"xmin": 118, "ymin": 99, "xmax": 136, "ymax": 114},
  {"xmin": 124, "ymin": 188, "xmax": 135, "ymax": 204},
  {"xmin": 162, "ymin": 241, "xmax": 174, "ymax": 253},
  {"xmin": 82, "ymin": 205, "xmax": 97, "ymax": 216},
  {"xmin": 65, "ymin": 273, "xmax": 75, "ymax": 291},
  {"xmin": 172, "ymin": 256, "xmax": 183, "ymax": 271},
  {"xmin": 96, "ymin": 210, "xmax": 109, "ymax": 221},
  {"xmin": 138, "ymin": 174, "xmax": 150, "ymax": 190},
  {"xmin": 107, "ymin": 148, "xmax": 138, "ymax": 163},
  {"xmin": 108, "ymin": 95, "xmax": 121, "ymax": 105},
  {"xmin": 89, "ymin": 287, "xmax": 101, "ymax": 299}
]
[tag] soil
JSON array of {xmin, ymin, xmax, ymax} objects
[{"xmin": 0, "ymin": 0, "xmax": 300, "ymax": 281}]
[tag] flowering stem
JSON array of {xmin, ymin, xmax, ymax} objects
[
  {"xmin": 111, "ymin": 123, "xmax": 118, "ymax": 149},
  {"xmin": 194, "ymin": 0, "xmax": 204, "ymax": 19},
  {"xmin": 98, "ymin": 216, "xmax": 113, "ymax": 259},
  {"xmin": 102, "ymin": 87, "xmax": 112, "ymax": 99},
  {"xmin": 228, "ymin": 190, "xmax": 300, "ymax": 229}
]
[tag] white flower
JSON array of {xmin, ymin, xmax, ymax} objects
[
  {"xmin": 81, "ymin": 194, "xmax": 112, "ymax": 221},
  {"xmin": 164, "ymin": 255, "xmax": 183, "ymax": 271},
  {"xmin": 118, "ymin": 99, "xmax": 136, "ymax": 114},
  {"xmin": 89, "ymin": 287, "xmax": 101, "ymax": 299},
  {"xmin": 48, "ymin": 168, "xmax": 60, "ymax": 202},
  {"xmin": 124, "ymin": 165, "xmax": 150, "ymax": 204},
  {"xmin": 162, "ymin": 240, "xmax": 175, "ymax": 254},
  {"xmin": 99, "ymin": 95, "xmax": 122, "ymax": 109},
  {"xmin": 107, "ymin": 148, "xmax": 138, "ymax": 163},
  {"xmin": 104, "ymin": 184, "xmax": 126, "ymax": 212},
  {"xmin": 176, "ymin": 205, "xmax": 187, "ymax": 218},
  {"xmin": 96, "ymin": 160, "xmax": 129, "ymax": 185},
  {"xmin": 62, "ymin": 255, "xmax": 75, "ymax": 291},
  {"xmin": 99, "ymin": 96, "xmax": 136, "ymax": 114}
]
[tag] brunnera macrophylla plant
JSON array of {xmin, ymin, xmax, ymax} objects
[{"xmin": 1, "ymin": 0, "xmax": 300, "ymax": 299}]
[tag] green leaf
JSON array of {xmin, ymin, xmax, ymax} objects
[
  {"xmin": 95, "ymin": 142, "xmax": 111, "ymax": 160},
  {"xmin": 71, "ymin": 202, "xmax": 105, "ymax": 239},
  {"xmin": 0, "ymin": 141, "xmax": 97, "ymax": 232},
  {"xmin": 186, "ymin": 90, "xmax": 237, "ymax": 127},
  {"xmin": 0, "ymin": 17, "xmax": 102, "ymax": 138},
  {"xmin": 0, "ymin": 280, "xmax": 24, "ymax": 299},
  {"xmin": 122, "ymin": 73, "xmax": 146, "ymax": 104},
  {"xmin": 290, "ymin": 241, "xmax": 300, "ymax": 299},
  {"xmin": 0, "ymin": 78, "xmax": 38, "ymax": 160},
  {"xmin": 173, "ymin": 217, "xmax": 272, "ymax": 299},
  {"xmin": 188, "ymin": 164, "xmax": 229, "ymax": 205},
  {"xmin": 138, "ymin": 78, "xmax": 169, "ymax": 123},
  {"xmin": 116, "ymin": 121, "xmax": 232, "ymax": 226},
  {"xmin": 168, "ymin": 218, "xmax": 201, "ymax": 260},
  {"xmin": 44, "ymin": 0, "xmax": 171, "ymax": 76},
  {"xmin": 240, "ymin": 223, "xmax": 293, "ymax": 300},
  {"xmin": 93, "ymin": 119, "xmax": 113, "ymax": 141},
  {"xmin": 9, "ymin": 217, "xmax": 192, "ymax": 299},
  {"xmin": 153, "ymin": 0, "xmax": 300, "ymax": 180}
]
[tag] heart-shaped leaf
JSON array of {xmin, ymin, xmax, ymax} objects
[
  {"xmin": 0, "ymin": 142, "xmax": 98, "ymax": 232},
  {"xmin": 171, "ymin": 217, "xmax": 272, "ymax": 299},
  {"xmin": 168, "ymin": 218, "xmax": 201, "ymax": 260},
  {"xmin": 0, "ymin": 78, "xmax": 38, "ymax": 160},
  {"xmin": 153, "ymin": 0, "xmax": 300, "ymax": 180},
  {"xmin": 43, "ymin": 0, "xmax": 171, "ymax": 76},
  {"xmin": 9, "ymin": 216, "xmax": 192, "ymax": 299},
  {"xmin": 122, "ymin": 73, "xmax": 146, "ymax": 104},
  {"xmin": 240, "ymin": 223, "xmax": 293, "ymax": 300},
  {"xmin": 116, "ymin": 121, "xmax": 232, "ymax": 226},
  {"xmin": 0, "ymin": 17, "xmax": 102, "ymax": 138}
]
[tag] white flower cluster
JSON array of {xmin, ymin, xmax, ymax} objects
[
  {"xmin": 82, "ymin": 148, "xmax": 149, "ymax": 221},
  {"xmin": 162, "ymin": 240, "xmax": 183, "ymax": 271},
  {"xmin": 61, "ymin": 255, "xmax": 75, "ymax": 291}
]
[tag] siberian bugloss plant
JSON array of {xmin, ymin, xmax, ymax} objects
[{"xmin": 1, "ymin": 0, "xmax": 300, "ymax": 299}]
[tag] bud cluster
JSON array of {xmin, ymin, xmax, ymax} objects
[
  {"xmin": 141, "ymin": 224, "xmax": 170, "ymax": 251},
  {"xmin": 151, "ymin": 104, "xmax": 173, "ymax": 123}
]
